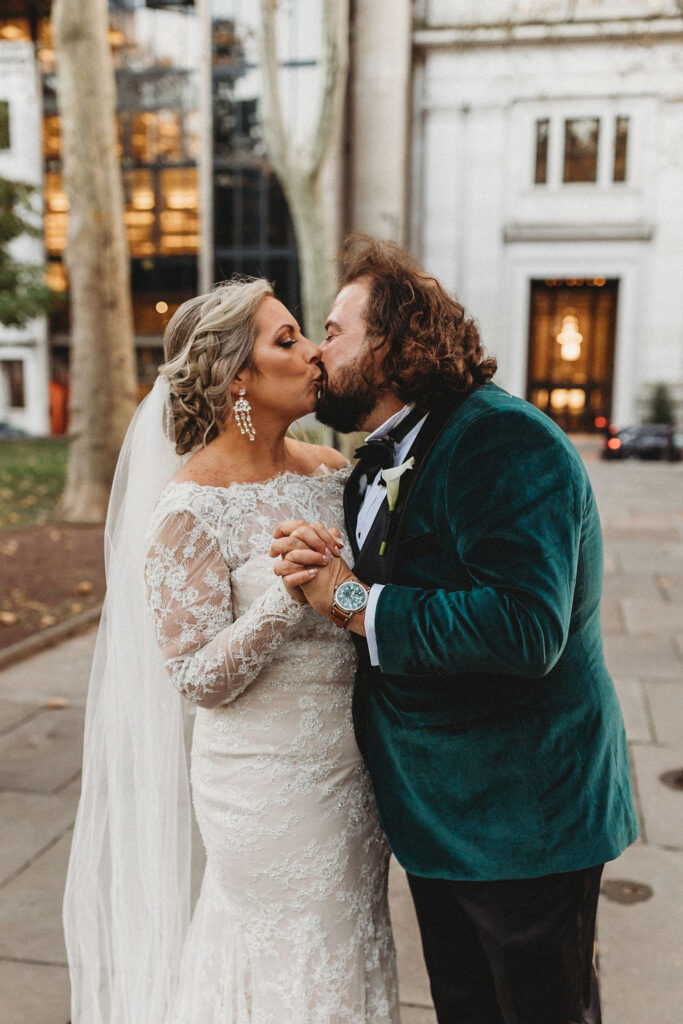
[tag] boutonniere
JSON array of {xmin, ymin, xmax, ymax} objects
[{"xmin": 379, "ymin": 457, "xmax": 415, "ymax": 556}]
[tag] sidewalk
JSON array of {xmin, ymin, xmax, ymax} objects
[{"xmin": 1, "ymin": 452, "xmax": 682, "ymax": 1024}]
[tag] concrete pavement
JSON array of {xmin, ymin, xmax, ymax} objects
[{"xmin": 1, "ymin": 448, "xmax": 682, "ymax": 1024}]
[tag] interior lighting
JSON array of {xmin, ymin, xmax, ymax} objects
[
  {"xmin": 567, "ymin": 389, "xmax": 586, "ymax": 411},
  {"xmin": 132, "ymin": 190, "xmax": 155, "ymax": 210},
  {"xmin": 156, "ymin": 301, "xmax": 168, "ymax": 314},
  {"xmin": 550, "ymin": 389, "xmax": 568, "ymax": 411},
  {"xmin": 556, "ymin": 314, "xmax": 583, "ymax": 362}
]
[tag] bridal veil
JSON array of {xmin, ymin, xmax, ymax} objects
[{"xmin": 63, "ymin": 377, "xmax": 191, "ymax": 1023}]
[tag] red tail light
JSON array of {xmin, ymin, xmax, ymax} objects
[
  {"xmin": 594, "ymin": 416, "xmax": 608, "ymax": 429},
  {"xmin": 607, "ymin": 438, "xmax": 622, "ymax": 451}
]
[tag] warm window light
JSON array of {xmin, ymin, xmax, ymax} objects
[
  {"xmin": 166, "ymin": 190, "xmax": 198, "ymax": 210},
  {"xmin": 132, "ymin": 190, "xmax": 155, "ymax": 210},
  {"xmin": 156, "ymin": 301, "xmax": 168, "ymax": 314},
  {"xmin": 550, "ymin": 389, "xmax": 569, "ymax": 411},
  {"xmin": 556, "ymin": 315, "xmax": 583, "ymax": 362},
  {"xmin": 567, "ymin": 389, "xmax": 586, "ymax": 412}
]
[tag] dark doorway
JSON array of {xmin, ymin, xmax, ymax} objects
[{"xmin": 526, "ymin": 278, "xmax": 618, "ymax": 432}]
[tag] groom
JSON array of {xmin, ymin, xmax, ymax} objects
[{"xmin": 272, "ymin": 235, "xmax": 638, "ymax": 1024}]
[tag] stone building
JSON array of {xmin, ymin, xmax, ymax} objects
[
  {"xmin": 0, "ymin": 27, "xmax": 49, "ymax": 434},
  {"xmin": 1, "ymin": 0, "xmax": 682, "ymax": 434},
  {"xmin": 403, "ymin": 0, "xmax": 683, "ymax": 430}
]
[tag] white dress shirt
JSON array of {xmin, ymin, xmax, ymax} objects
[{"xmin": 356, "ymin": 405, "xmax": 428, "ymax": 666}]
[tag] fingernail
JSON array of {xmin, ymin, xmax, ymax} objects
[
  {"xmin": 309, "ymin": 568, "xmax": 317, "ymax": 575},
  {"xmin": 325, "ymin": 547, "xmax": 332, "ymax": 558},
  {"xmin": 322, "ymin": 554, "xmax": 330, "ymax": 563}
]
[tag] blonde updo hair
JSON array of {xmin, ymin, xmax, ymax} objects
[{"xmin": 160, "ymin": 278, "xmax": 274, "ymax": 455}]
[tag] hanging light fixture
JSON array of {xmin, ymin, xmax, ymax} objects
[{"xmin": 556, "ymin": 314, "xmax": 583, "ymax": 362}]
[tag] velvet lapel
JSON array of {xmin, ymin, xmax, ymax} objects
[{"xmin": 343, "ymin": 460, "xmax": 365, "ymax": 561}]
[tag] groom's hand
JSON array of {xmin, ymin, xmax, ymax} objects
[
  {"xmin": 270, "ymin": 519, "xmax": 344, "ymax": 592},
  {"xmin": 273, "ymin": 549, "xmax": 367, "ymax": 637}
]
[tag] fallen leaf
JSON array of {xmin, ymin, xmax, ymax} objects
[
  {"xmin": 76, "ymin": 580, "xmax": 93, "ymax": 595},
  {"xmin": 46, "ymin": 698, "xmax": 69, "ymax": 709},
  {"xmin": 0, "ymin": 540, "xmax": 18, "ymax": 556},
  {"xmin": 48, "ymin": 528, "xmax": 62, "ymax": 541},
  {"xmin": 658, "ymin": 578, "xmax": 673, "ymax": 589},
  {"xmin": 0, "ymin": 611, "xmax": 18, "ymax": 626},
  {"xmin": 70, "ymin": 602, "xmax": 84, "ymax": 614},
  {"xmin": 40, "ymin": 614, "xmax": 58, "ymax": 627}
]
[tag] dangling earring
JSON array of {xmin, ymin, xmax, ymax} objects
[{"xmin": 233, "ymin": 388, "xmax": 256, "ymax": 441}]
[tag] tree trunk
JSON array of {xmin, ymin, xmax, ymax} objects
[
  {"xmin": 53, "ymin": 0, "xmax": 137, "ymax": 523},
  {"xmin": 257, "ymin": 0, "xmax": 349, "ymax": 344},
  {"xmin": 284, "ymin": 172, "xmax": 338, "ymax": 345}
]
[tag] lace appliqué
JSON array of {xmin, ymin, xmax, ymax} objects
[{"xmin": 143, "ymin": 466, "xmax": 399, "ymax": 1023}]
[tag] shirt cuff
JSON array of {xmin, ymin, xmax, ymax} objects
[{"xmin": 365, "ymin": 584, "xmax": 385, "ymax": 667}]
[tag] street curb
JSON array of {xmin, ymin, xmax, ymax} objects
[{"xmin": 0, "ymin": 604, "xmax": 102, "ymax": 671}]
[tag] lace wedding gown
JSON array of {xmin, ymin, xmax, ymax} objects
[{"xmin": 144, "ymin": 465, "xmax": 399, "ymax": 1024}]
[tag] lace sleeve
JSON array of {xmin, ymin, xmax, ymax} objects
[{"xmin": 144, "ymin": 508, "xmax": 307, "ymax": 708}]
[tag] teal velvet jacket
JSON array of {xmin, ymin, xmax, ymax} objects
[{"xmin": 353, "ymin": 382, "xmax": 638, "ymax": 881}]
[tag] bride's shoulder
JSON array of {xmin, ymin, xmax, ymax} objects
[{"xmin": 288, "ymin": 439, "xmax": 349, "ymax": 475}]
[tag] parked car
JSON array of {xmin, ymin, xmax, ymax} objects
[{"xmin": 601, "ymin": 424, "xmax": 681, "ymax": 461}]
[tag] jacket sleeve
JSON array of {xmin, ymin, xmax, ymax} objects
[
  {"xmin": 374, "ymin": 409, "xmax": 585, "ymax": 679},
  {"xmin": 144, "ymin": 508, "xmax": 307, "ymax": 708}
]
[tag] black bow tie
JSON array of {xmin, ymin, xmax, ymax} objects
[
  {"xmin": 354, "ymin": 406, "xmax": 428, "ymax": 485},
  {"xmin": 353, "ymin": 437, "xmax": 396, "ymax": 482}
]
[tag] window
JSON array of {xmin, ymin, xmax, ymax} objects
[
  {"xmin": 44, "ymin": 172, "xmax": 69, "ymax": 255},
  {"xmin": 563, "ymin": 118, "xmax": 600, "ymax": 183},
  {"xmin": 534, "ymin": 119, "xmax": 549, "ymax": 185},
  {"xmin": 0, "ymin": 101, "xmax": 9, "ymax": 150},
  {"xmin": 1, "ymin": 360, "xmax": 25, "ymax": 408},
  {"xmin": 613, "ymin": 116, "xmax": 629, "ymax": 183}
]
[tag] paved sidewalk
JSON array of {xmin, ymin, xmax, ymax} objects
[{"xmin": 1, "ymin": 449, "xmax": 682, "ymax": 1023}]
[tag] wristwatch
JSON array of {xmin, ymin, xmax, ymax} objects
[{"xmin": 330, "ymin": 579, "xmax": 371, "ymax": 628}]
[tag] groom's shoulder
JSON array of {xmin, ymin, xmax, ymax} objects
[
  {"xmin": 442, "ymin": 383, "xmax": 581, "ymax": 461},
  {"xmin": 446, "ymin": 382, "xmax": 562, "ymax": 434}
]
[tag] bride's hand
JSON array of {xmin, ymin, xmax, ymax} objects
[
  {"xmin": 271, "ymin": 520, "xmax": 344, "ymax": 598},
  {"xmin": 270, "ymin": 520, "xmax": 343, "ymax": 561}
]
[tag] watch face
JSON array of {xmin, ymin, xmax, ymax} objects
[{"xmin": 336, "ymin": 580, "xmax": 368, "ymax": 613}]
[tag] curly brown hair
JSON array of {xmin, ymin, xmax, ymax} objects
[{"xmin": 338, "ymin": 234, "xmax": 496, "ymax": 406}]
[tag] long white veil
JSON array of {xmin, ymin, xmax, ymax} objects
[{"xmin": 63, "ymin": 376, "xmax": 191, "ymax": 1023}]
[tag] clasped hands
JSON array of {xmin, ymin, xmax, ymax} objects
[{"xmin": 270, "ymin": 520, "xmax": 367, "ymax": 634}]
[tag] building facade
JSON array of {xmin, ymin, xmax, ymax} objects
[
  {"xmin": 0, "ymin": 27, "xmax": 49, "ymax": 434},
  {"xmin": 409, "ymin": 0, "xmax": 683, "ymax": 430},
  {"xmin": 1, "ymin": 0, "xmax": 682, "ymax": 434},
  {"xmin": 0, "ymin": 0, "xmax": 302, "ymax": 432}
]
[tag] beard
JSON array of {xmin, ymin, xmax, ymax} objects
[{"xmin": 316, "ymin": 350, "xmax": 382, "ymax": 433}]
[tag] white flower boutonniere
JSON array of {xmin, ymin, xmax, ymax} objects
[{"xmin": 379, "ymin": 457, "xmax": 415, "ymax": 556}]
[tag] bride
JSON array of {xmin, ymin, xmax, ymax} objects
[{"xmin": 63, "ymin": 278, "xmax": 398, "ymax": 1024}]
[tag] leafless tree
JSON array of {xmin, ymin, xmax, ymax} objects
[
  {"xmin": 257, "ymin": 0, "xmax": 349, "ymax": 344},
  {"xmin": 52, "ymin": 0, "xmax": 137, "ymax": 522}
]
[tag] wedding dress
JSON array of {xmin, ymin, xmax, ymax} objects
[{"xmin": 143, "ymin": 465, "xmax": 399, "ymax": 1024}]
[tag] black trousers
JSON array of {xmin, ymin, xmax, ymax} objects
[{"xmin": 407, "ymin": 864, "xmax": 603, "ymax": 1024}]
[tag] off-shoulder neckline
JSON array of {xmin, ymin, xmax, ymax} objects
[{"xmin": 164, "ymin": 462, "xmax": 351, "ymax": 496}]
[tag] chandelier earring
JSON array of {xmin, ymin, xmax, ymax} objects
[{"xmin": 233, "ymin": 388, "xmax": 256, "ymax": 441}]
